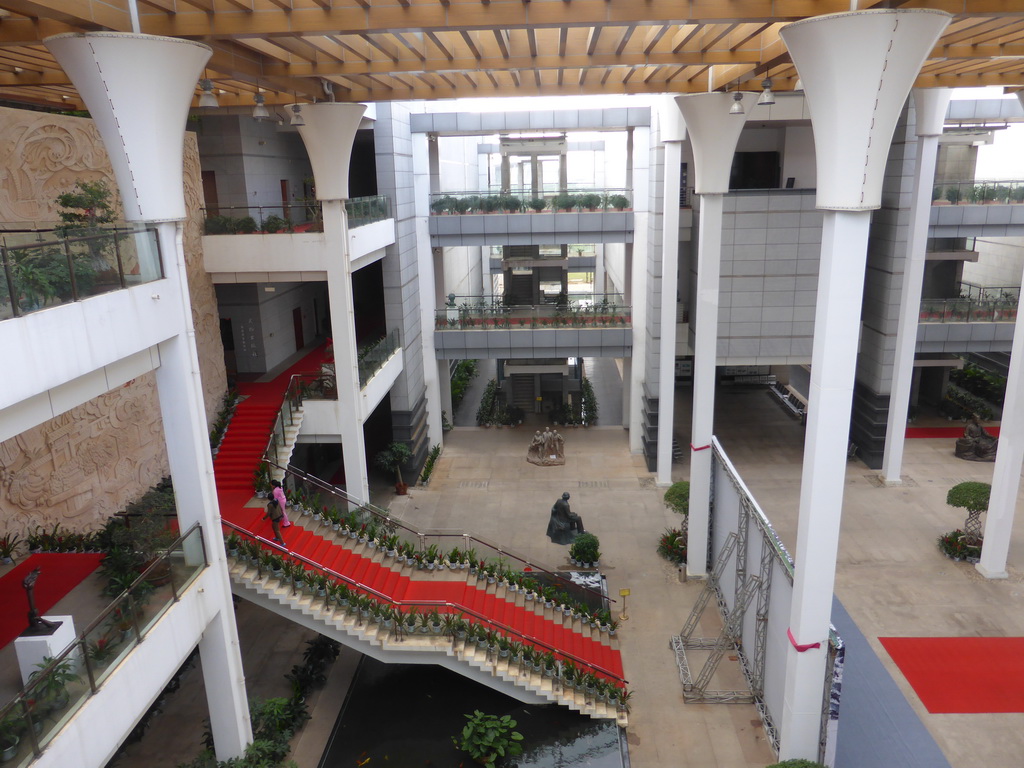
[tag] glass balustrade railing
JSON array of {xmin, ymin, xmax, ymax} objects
[
  {"xmin": 357, "ymin": 329, "xmax": 400, "ymax": 385},
  {"xmin": 435, "ymin": 294, "xmax": 631, "ymax": 330},
  {"xmin": 932, "ymin": 179, "xmax": 1024, "ymax": 205},
  {"xmin": 0, "ymin": 524, "xmax": 206, "ymax": 765},
  {"xmin": 202, "ymin": 196, "xmax": 390, "ymax": 235},
  {"xmin": 0, "ymin": 225, "xmax": 162, "ymax": 322},
  {"xmin": 919, "ymin": 298, "xmax": 1018, "ymax": 323},
  {"xmin": 429, "ymin": 188, "xmax": 633, "ymax": 215}
]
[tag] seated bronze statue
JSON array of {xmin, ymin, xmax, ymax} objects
[
  {"xmin": 546, "ymin": 491, "xmax": 585, "ymax": 545},
  {"xmin": 955, "ymin": 415, "xmax": 998, "ymax": 462}
]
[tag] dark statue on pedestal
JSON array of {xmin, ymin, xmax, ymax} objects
[
  {"xmin": 22, "ymin": 567, "xmax": 62, "ymax": 637},
  {"xmin": 546, "ymin": 492, "xmax": 585, "ymax": 545},
  {"xmin": 955, "ymin": 416, "xmax": 998, "ymax": 462}
]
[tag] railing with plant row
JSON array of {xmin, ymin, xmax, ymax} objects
[
  {"xmin": 918, "ymin": 297, "xmax": 1018, "ymax": 323},
  {"xmin": 202, "ymin": 195, "xmax": 391, "ymax": 236},
  {"xmin": 932, "ymin": 179, "xmax": 1024, "ymax": 205},
  {"xmin": 357, "ymin": 329, "xmax": 401, "ymax": 385},
  {"xmin": 223, "ymin": 523, "xmax": 629, "ymax": 703},
  {"xmin": 0, "ymin": 524, "xmax": 206, "ymax": 764},
  {"xmin": 429, "ymin": 188, "xmax": 633, "ymax": 215},
  {"xmin": 436, "ymin": 294, "xmax": 631, "ymax": 331},
  {"xmin": 0, "ymin": 225, "xmax": 162, "ymax": 322},
  {"xmin": 267, "ymin": 459, "xmax": 611, "ymax": 607}
]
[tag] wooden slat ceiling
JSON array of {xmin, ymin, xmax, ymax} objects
[{"xmin": 0, "ymin": 1, "xmax": 1022, "ymax": 111}]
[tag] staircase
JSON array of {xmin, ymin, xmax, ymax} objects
[
  {"xmin": 226, "ymin": 522, "xmax": 625, "ymax": 724},
  {"xmin": 213, "ymin": 347, "xmax": 627, "ymax": 723},
  {"xmin": 509, "ymin": 374, "xmax": 536, "ymax": 411}
]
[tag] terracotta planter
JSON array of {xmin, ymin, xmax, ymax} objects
[{"xmin": 395, "ymin": 482, "xmax": 409, "ymax": 495}]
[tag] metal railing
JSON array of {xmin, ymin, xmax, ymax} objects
[
  {"xmin": 203, "ymin": 195, "xmax": 390, "ymax": 235},
  {"xmin": 0, "ymin": 524, "xmax": 206, "ymax": 764},
  {"xmin": 429, "ymin": 188, "xmax": 633, "ymax": 215},
  {"xmin": 436, "ymin": 294, "xmax": 631, "ymax": 330},
  {"xmin": 932, "ymin": 179, "xmax": 1024, "ymax": 205},
  {"xmin": 223, "ymin": 521, "xmax": 625, "ymax": 686},
  {"xmin": 919, "ymin": 298, "xmax": 1018, "ymax": 323},
  {"xmin": 1, "ymin": 226, "xmax": 162, "ymax": 322},
  {"xmin": 958, "ymin": 282, "xmax": 1020, "ymax": 303}
]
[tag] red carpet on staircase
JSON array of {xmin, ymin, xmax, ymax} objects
[
  {"xmin": 0, "ymin": 553, "xmax": 104, "ymax": 650},
  {"xmin": 214, "ymin": 345, "xmax": 624, "ymax": 683}
]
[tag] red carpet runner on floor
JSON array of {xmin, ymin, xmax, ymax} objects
[
  {"xmin": 213, "ymin": 346, "xmax": 625, "ymax": 682},
  {"xmin": 0, "ymin": 553, "xmax": 104, "ymax": 650},
  {"xmin": 880, "ymin": 636, "xmax": 1024, "ymax": 713},
  {"xmin": 905, "ymin": 425, "xmax": 1000, "ymax": 439}
]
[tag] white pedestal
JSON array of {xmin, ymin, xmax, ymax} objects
[{"xmin": 14, "ymin": 615, "xmax": 76, "ymax": 687}]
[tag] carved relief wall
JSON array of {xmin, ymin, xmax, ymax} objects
[{"xmin": 0, "ymin": 108, "xmax": 227, "ymax": 537}]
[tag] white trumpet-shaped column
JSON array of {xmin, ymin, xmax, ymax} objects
[
  {"xmin": 45, "ymin": 32, "xmax": 253, "ymax": 761},
  {"xmin": 295, "ymin": 103, "xmax": 372, "ymax": 502},
  {"xmin": 656, "ymin": 98, "xmax": 686, "ymax": 486},
  {"xmin": 778, "ymin": 9, "xmax": 950, "ymax": 761},
  {"xmin": 977, "ymin": 93, "xmax": 1024, "ymax": 580},
  {"xmin": 675, "ymin": 92, "xmax": 753, "ymax": 577},
  {"xmin": 882, "ymin": 88, "xmax": 952, "ymax": 483}
]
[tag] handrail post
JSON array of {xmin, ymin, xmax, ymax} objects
[
  {"xmin": 63, "ymin": 238, "xmax": 78, "ymax": 301},
  {"xmin": 81, "ymin": 637, "xmax": 98, "ymax": 693},
  {"xmin": 113, "ymin": 229, "xmax": 127, "ymax": 288}
]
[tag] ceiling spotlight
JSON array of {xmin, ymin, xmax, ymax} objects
[
  {"xmin": 198, "ymin": 78, "xmax": 219, "ymax": 108},
  {"xmin": 729, "ymin": 91, "xmax": 745, "ymax": 115},
  {"xmin": 290, "ymin": 104, "xmax": 305, "ymax": 126},
  {"xmin": 252, "ymin": 92, "xmax": 270, "ymax": 121},
  {"xmin": 757, "ymin": 78, "xmax": 775, "ymax": 106}
]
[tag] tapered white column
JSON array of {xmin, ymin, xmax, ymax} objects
[
  {"xmin": 778, "ymin": 10, "xmax": 950, "ymax": 761},
  {"xmin": 296, "ymin": 104, "xmax": 372, "ymax": 501},
  {"xmin": 882, "ymin": 88, "xmax": 952, "ymax": 483},
  {"xmin": 676, "ymin": 92, "xmax": 753, "ymax": 577},
  {"xmin": 977, "ymin": 92, "xmax": 1024, "ymax": 579},
  {"xmin": 657, "ymin": 100, "xmax": 686, "ymax": 485},
  {"xmin": 45, "ymin": 32, "xmax": 253, "ymax": 760}
]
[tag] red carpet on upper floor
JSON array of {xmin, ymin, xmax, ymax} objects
[
  {"xmin": 0, "ymin": 553, "xmax": 104, "ymax": 650},
  {"xmin": 906, "ymin": 425, "xmax": 1000, "ymax": 439},
  {"xmin": 214, "ymin": 342, "xmax": 624, "ymax": 682},
  {"xmin": 880, "ymin": 636, "xmax": 1024, "ymax": 713}
]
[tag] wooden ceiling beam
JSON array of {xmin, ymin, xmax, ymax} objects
[
  {"xmin": 176, "ymin": 0, "xmax": 215, "ymax": 12},
  {"xmin": 701, "ymin": 23, "xmax": 737, "ymax": 53},
  {"xmin": 493, "ymin": 29, "xmax": 510, "ymax": 58},
  {"xmin": 460, "ymin": 30, "xmax": 482, "ymax": 60},
  {"xmin": 613, "ymin": 26, "xmax": 635, "ymax": 56},
  {"xmin": 358, "ymin": 32, "xmax": 400, "ymax": 62},
  {"xmin": 643, "ymin": 25, "xmax": 668, "ymax": 55},
  {"xmin": 559, "ymin": 27, "xmax": 568, "ymax": 58},
  {"xmin": 0, "ymin": 0, "xmax": 128, "ymax": 30},
  {"xmin": 586, "ymin": 26, "xmax": 602, "ymax": 56},
  {"xmin": 393, "ymin": 32, "xmax": 428, "ymax": 61},
  {"xmin": 262, "ymin": 48, "xmax": 763, "ymax": 79},
  {"xmin": 137, "ymin": 0, "xmax": 177, "ymax": 14},
  {"xmin": 425, "ymin": 31, "xmax": 454, "ymax": 61},
  {"xmin": 527, "ymin": 28, "xmax": 538, "ymax": 58},
  {"xmin": 670, "ymin": 25, "xmax": 701, "ymax": 54}
]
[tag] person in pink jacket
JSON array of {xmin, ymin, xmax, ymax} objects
[{"xmin": 270, "ymin": 480, "xmax": 292, "ymax": 528}]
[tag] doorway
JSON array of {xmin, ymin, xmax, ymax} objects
[{"xmin": 292, "ymin": 307, "xmax": 304, "ymax": 352}]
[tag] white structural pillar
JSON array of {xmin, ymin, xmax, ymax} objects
[
  {"xmin": 881, "ymin": 88, "xmax": 952, "ymax": 483},
  {"xmin": 675, "ymin": 92, "xmax": 753, "ymax": 577},
  {"xmin": 44, "ymin": 32, "xmax": 253, "ymax": 760},
  {"xmin": 296, "ymin": 103, "xmax": 371, "ymax": 502},
  {"xmin": 656, "ymin": 98, "xmax": 686, "ymax": 486},
  {"xmin": 777, "ymin": 10, "xmax": 950, "ymax": 761},
  {"xmin": 976, "ymin": 91, "xmax": 1024, "ymax": 579}
]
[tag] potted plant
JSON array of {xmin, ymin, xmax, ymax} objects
[
  {"xmin": 0, "ymin": 712, "xmax": 22, "ymax": 762},
  {"xmin": 528, "ymin": 197, "xmax": 547, "ymax": 212},
  {"xmin": 31, "ymin": 656, "xmax": 80, "ymax": 713},
  {"xmin": 374, "ymin": 441, "xmax": 414, "ymax": 495},
  {"xmin": 569, "ymin": 532, "xmax": 601, "ymax": 568},
  {"xmin": 452, "ymin": 710, "xmax": 524, "ymax": 767},
  {"xmin": 0, "ymin": 532, "xmax": 20, "ymax": 564}
]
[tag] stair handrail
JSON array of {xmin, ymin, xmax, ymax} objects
[
  {"xmin": 268, "ymin": 458, "xmax": 612, "ymax": 604},
  {"xmin": 223, "ymin": 521, "xmax": 626, "ymax": 685}
]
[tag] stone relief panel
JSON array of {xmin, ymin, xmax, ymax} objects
[
  {"xmin": 0, "ymin": 376, "xmax": 169, "ymax": 536},
  {"xmin": 0, "ymin": 109, "xmax": 227, "ymax": 537}
]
